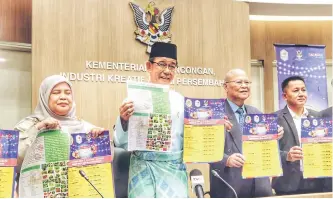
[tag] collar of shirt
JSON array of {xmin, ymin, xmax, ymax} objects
[
  {"xmin": 227, "ymin": 98, "xmax": 246, "ymax": 114},
  {"xmin": 287, "ymin": 106, "xmax": 309, "ymax": 119}
]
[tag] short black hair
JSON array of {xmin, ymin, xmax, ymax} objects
[{"xmin": 281, "ymin": 76, "xmax": 305, "ymax": 92}]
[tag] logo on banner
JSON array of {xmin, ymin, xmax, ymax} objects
[
  {"xmin": 296, "ymin": 50, "xmax": 304, "ymax": 61},
  {"xmin": 308, "ymin": 53, "xmax": 324, "ymax": 58},
  {"xmin": 280, "ymin": 49, "xmax": 288, "ymax": 61},
  {"xmin": 129, "ymin": 2, "xmax": 174, "ymax": 53}
]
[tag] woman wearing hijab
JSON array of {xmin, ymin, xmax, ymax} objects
[{"xmin": 15, "ymin": 75, "xmax": 105, "ymax": 170}]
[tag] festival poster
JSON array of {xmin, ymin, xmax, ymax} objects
[
  {"xmin": 183, "ymin": 98, "xmax": 225, "ymax": 163},
  {"xmin": 127, "ymin": 81, "xmax": 172, "ymax": 152},
  {"xmin": 301, "ymin": 118, "xmax": 332, "ymax": 178},
  {"xmin": 0, "ymin": 130, "xmax": 19, "ymax": 166},
  {"xmin": 0, "ymin": 166, "xmax": 15, "ymax": 198},
  {"xmin": 242, "ymin": 114, "xmax": 283, "ymax": 178},
  {"xmin": 68, "ymin": 163, "xmax": 115, "ymax": 198},
  {"xmin": 19, "ymin": 166, "xmax": 44, "ymax": 198},
  {"xmin": 38, "ymin": 130, "xmax": 70, "ymax": 163},
  {"xmin": 68, "ymin": 131, "xmax": 112, "ymax": 167},
  {"xmin": 19, "ymin": 129, "xmax": 115, "ymax": 198}
]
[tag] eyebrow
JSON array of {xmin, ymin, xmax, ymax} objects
[{"xmin": 52, "ymin": 89, "xmax": 71, "ymax": 91}]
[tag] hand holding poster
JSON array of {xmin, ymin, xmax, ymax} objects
[
  {"xmin": 0, "ymin": 130, "xmax": 19, "ymax": 198},
  {"xmin": 183, "ymin": 98, "xmax": 225, "ymax": 163},
  {"xmin": 19, "ymin": 130, "xmax": 115, "ymax": 198},
  {"xmin": 242, "ymin": 114, "xmax": 283, "ymax": 179},
  {"xmin": 127, "ymin": 81, "xmax": 172, "ymax": 152},
  {"xmin": 301, "ymin": 118, "xmax": 332, "ymax": 178}
]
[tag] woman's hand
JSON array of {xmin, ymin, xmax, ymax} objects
[
  {"xmin": 89, "ymin": 127, "xmax": 105, "ymax": 138},
  {"xmin": 35, "ymin": 117, "xmax": 60, "ymax": 130}
]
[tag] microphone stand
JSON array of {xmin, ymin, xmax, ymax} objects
[
  {"xmin": 212, "ymin": 170, "xmax": 238, "ymax": 198},
  {"xmin": 79, "ymin": 170, "xmax": 104, "ymax": 198},
  {"xmin": 85, "ymin": 178, "xmax": 104, "ymax": 198}
]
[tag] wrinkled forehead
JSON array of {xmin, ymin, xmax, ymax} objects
[{"xmin": 228, "ymin": 73, "xmax": 249, "ymax": 81}]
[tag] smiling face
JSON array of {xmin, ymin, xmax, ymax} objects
[
  {"xmin": 146, "ymin": 57, "xmax": 177, "ymax": 85},
  {"xmin": 48, "ymin": 82, "xmax": 73, "ymax": 116},
  {"xmin": 224, "ymin": 69, "xmax": 251, "ymax": 104}
]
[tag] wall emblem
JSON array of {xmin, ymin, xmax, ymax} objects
[{"xmin": 129, "ymin": 2, "xmax": 174, "ymax": 53}]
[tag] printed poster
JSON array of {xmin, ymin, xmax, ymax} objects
[
  {"xmin": 127, "ymin": 81, "xmax": 172, "ymax": 152},
  {"xmin": 0, "ymin": 130, "xmax": 19, "ymax": 166},
  {"xmin": 183, "ymin": 98, "xmax": 225, "ymax": 163},
  {"xmin": 301, "ymin": 118, "xmax": 332, "ymax": 178},
  {"xmin": 242, "ymin": 114, "xmax": 282, "ymax": 178},
  {"xmin": 19, "ymin": 130, "xmax": 115, "ymax": 198},
  {"xmin": 0, "ymin": 130, "xmax": 19, "ymax": 198},
  {"xmin": 69, "ymin": 131, "xmax": 112, "ymax": 167},
  {"xmin": 68, "ymin": 163, "xmax": 115, "ymax": 198},
  {"xmin": 0, "ymin": 166, "xmax": 15, "ymax": 198}
]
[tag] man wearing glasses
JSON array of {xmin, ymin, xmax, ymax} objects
[
  {"xmin": 210, "ymin": 69, "xmax": 278, "ymax": 198},
  {"xmin": 114, "ymin": 42, "xmax": 189, "ymax": 198}
]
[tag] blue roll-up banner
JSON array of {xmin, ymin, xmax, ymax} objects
[{"xmin": 274, "ymin": 44, "xmax": 328, "ymax": 111}]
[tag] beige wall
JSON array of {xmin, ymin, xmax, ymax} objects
[
  {"xmin": 32, "ymin": 0, "xmax": 250, "ymax": 132},
  {"xmin": 0, "ymin": 43, "xmax": 32, "ymax": 129},
  {"xmin": 250, "ymin": 20, "xmax": 332, "ymax": 112}
]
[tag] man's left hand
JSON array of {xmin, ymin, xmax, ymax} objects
[{"xmin": 277, "ymin": 125, "xmax": 284, "ymax": 140}]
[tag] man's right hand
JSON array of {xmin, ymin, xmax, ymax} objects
[
  {"xmin": 226, "ymin": 153, "xmax": 245, "ymax": 168},
  {"xmin": 119, "ymin": 101, "xmax": 134, "ymax": 121},
  {"xmin": 287, "ymin": 146, "xmax": 303, "ymax": 162}
]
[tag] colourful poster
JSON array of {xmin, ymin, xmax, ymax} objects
[
  {"xmin": 127, "ymin": 81, "xmax": 172, "ymax": 152},
  {"xmin": 0, "ymin": 130, "xmax": 19, "ymax": 166},
  {"xmin": 19, "ymin": 166, "xmax": 43, "ymax": 198},
  {"xmin": 38, "ymin": 130, "xmax": 70, "ymax": 163},
  {"xmin": 242, "ymin": 114, "xmax": 282, "ymax": 178},
  {"xmin": 41, "ymin": 161, "xmax": 68, "ymax": 198},
  {"xmin": 68, "ymin": 163, "xmax": 115, "ymax": 198},
  {"xmin": 183, "ymin": 98, "xmax": 225, "ymax": 163},
  {"xmin": 69, "ymin": 131, "xmax": 112, "ymax": 167},
  {"xmin": 19, "ymin": 130, "xmax": 115, "ymax": 198},
  {"xmin": 0, "ymin": 167, "xmax": 15, "ymax": 198},
  {"xmin": 301, "ymin": 118, "xmax": 332, "ymax": 178}
]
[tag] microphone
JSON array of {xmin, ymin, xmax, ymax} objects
[
  {"xmin": 211, "ymin": 170, "xmax": 238, "ymax": 198},
  {"xmin": 189, "ymin": 169, "xmax": 205, "ymax": 198},
  {"xmin": 79, "ymin": 170, "xmax": 104, "ymax": 198}
]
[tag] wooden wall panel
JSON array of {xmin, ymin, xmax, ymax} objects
[
  {"xmin": 32, "ymin": 1, "xmax": 250, "ymax": 196},
  {"xmin": 32, "ymin": 0, "xmax": 250, "ymax": 131},
  {"xmin": 250, "ymin": 20, "xmax": 332, "ymax": 112},
  {"xmin": 0, "ymin": 0, "xmax": 32, "ymax": 43}
]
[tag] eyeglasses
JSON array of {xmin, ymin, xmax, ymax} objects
[
  {"xmin": 225, "ymin": 80, "xmax": 252, "ymax": 86},
  {"xmin": 151, "ymin": 61, "xmax": 178, "ymax": 71}
]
